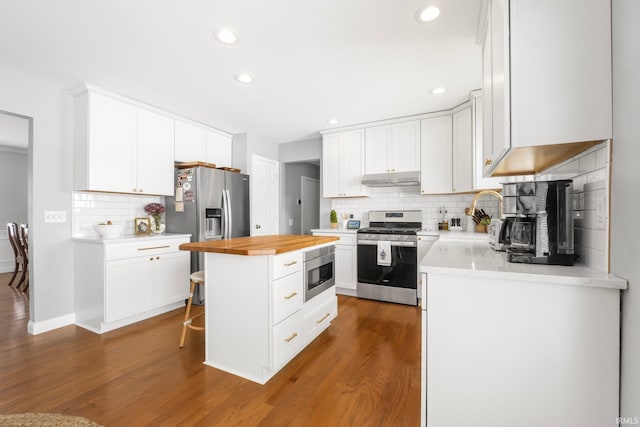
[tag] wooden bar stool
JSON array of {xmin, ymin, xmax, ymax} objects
[{"xmin": 179, "ymin": 271, "xmax": 205, "ymax": 348}]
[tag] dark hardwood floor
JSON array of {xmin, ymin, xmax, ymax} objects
[{"xmin": 0, "ymin": 272, "xmax": 421, "ymax": 426}]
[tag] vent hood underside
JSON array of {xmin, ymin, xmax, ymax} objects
[{"xmin": 361, "ymin": 171, "xmax": 420, "ymax": 187}]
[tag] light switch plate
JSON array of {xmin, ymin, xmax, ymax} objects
[{"xmin": 44, "ymin": 210, "xmax": 67, "ymax": 223}]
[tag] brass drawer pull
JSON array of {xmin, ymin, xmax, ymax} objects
[
  {"xmin": 138, "ymin": 245, "xmax": 171, "ymax": 251},
  {"xmin": 284, "ymin": 332, "xmax": 298, "ymax": 343},
  {"xmin": 284, "ymin": 261, "xmax": 298, "ymax": 267},
  {"xmin": 316, "ymin": 313, "xmax": 330, "ymax": 324},
  {"xmin": 284, "ymin": 291, "xmax": 298, "ymax": 300},
  {"xmin": 484, "ymin": 158, "xmax": 492, "ymax": 166}
]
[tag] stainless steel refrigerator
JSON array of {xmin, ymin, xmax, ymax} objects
[{"xmin": 166, "ymin": 166, "xmax": 250, "ymax": 302}]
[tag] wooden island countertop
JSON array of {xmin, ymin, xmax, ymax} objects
[{"xmin": 179, "ymin": 234, "xmax": 339, "ymax": 256}]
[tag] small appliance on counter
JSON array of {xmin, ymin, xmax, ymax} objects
[
  {"xmin": 501, "ymin": 180, "xmax": 578, "ymax": 266},
  {"xmin": 489, "ymin": 216, "xmax": 517, "ymax": 251}
]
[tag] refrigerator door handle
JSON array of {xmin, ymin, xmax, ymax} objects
[
  {"xmin": 226, "ymin": 189, "xmax": 233, "ymax": 238},
  {"xmin": 221, "ymin": 190, "xmax": 228, "ymax": 239}
]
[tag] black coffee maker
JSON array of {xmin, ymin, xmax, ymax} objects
[{"xmin": 502, "ymin": 180, "xmax": 578, "ymax": 266}]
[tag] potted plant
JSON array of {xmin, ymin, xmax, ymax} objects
[{"xmin": 330, "ymin": 209, "xmax": 338, "ymax": 228}]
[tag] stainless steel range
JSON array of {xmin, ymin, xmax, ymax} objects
[{"xmin": 357, "ymin": 210, "xmax": 422, "ymax": 306}]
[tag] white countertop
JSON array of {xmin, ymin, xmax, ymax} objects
[
  {"xmin": 73, "ymin": 232, "xmax": 191, "ymax": 244},
  {"xmin": 420, "ymin": 240, "xmax": 627, "ymax": 290},
  {"xmin": 311, "ymin": 228, "xmax": 358, "ymax": 234}
]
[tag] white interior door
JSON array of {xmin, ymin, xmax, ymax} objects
[
  {"xmin": 250, "ymin": 155, "xmax": 279, "ymax": 236},
  {"xmin": 300, "ymin": 176, "xmax": 319, "ymax": 235}
]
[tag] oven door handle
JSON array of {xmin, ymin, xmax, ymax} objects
[{"xmin": 357, "ymin": 240, "xmax": 417, "ymax": 248}]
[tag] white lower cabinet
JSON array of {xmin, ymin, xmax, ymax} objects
[
  {"xmin": 203, "ymin": 245, "xmax": 338, "ymax": 384},
  {"xmin": 74, "ymin": 235, "xmax": 191, "ymax": 333}
]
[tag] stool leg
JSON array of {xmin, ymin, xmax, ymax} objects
[{"xmin": 180, "ymin": 280, "xmax": 196, "ymax": 348}]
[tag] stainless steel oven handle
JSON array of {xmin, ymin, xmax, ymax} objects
[{"xmin": 357, "ymin": 240, "xmax": 417, "ymax": 248}]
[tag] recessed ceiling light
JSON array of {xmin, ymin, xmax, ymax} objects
[
  {"xmin": 235, "ymin": 73, "xmax": 254, "ymax": 84},
  {"xmin": 327, "ymin": 118, "xmax": 339, "ymax": 125},
  {"xmin": 431, "ymin": 87, "xmax": 446, "ymax": 95},
  {"xmin": 417, "ymin": 6, "xmax": 441, "ymax": 22},
  {"xmin": 214, "ymin": 28, "xmax": 238, "ymax": 44}
]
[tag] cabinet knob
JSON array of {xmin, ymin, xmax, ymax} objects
[
  {"xmin": 156, "ymin": 256, "xmax": 160, "ymax": 260},
  {"xmin": 149, "ymin": 257, "xmax": 153, "ymax": 261},
  {"xmin": 484, "ymin": 159, "xmax": 492, "ymax": 166},
  {"xmin": 133, "ymin": 189, "xmax": 138, "ymax": 192},
  {"xmin": 139, "ymin": 189, "xmax": 143, "ymax": 192}
]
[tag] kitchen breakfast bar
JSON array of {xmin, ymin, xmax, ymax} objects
[{"xmin": 180, "ymin": 235, "xmax": 339, "ymax": 384}]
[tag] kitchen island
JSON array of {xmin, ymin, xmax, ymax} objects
[
  {"xmin": 419, "ymin": 239, "xmax": 627, "ymax": 427},
  {"xmin": 180, "ymin": 234, "xmax": 339, "ymax": 384}
]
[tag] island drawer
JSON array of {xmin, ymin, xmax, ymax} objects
[
  {"xmin": 272, "ymin": 310, "xmax": 303, "ymax": 370},
  {"xmin": 303, "ymin": 293, "xmax": 337, "ymax": 341},
  {"xmin": 272, "ymin": 271, "xmax": 303, "ymax": 325},
  {"xmin": 272, "ymin": 250, "xmax": 303, "ymax": 280},
  {"xmin": 105, "ymin": 238, "xmax": 188, "ymax": 261}
]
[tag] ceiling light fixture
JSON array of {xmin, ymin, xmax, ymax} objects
[
  {"xmin": 327, "ymin": 118, "xmax": 339, "ymax": 125},
  {"xmin": 431, "ymin": 87, "xmax": 446, "ymax": 95},
  {"xmin": 214, "ymin": 28, "xmax": 238, "ymax": 44},
  {"xmin": 417, "ymin": 6, "xmax": 441, "ymax": 22},
  {"xmin": 235, "ymin": 73, "xmax": 254, "ymax": 84}
]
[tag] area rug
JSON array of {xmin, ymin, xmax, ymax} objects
[{"xmin": 0, "ymin": 413, "xmax": 103, "ymax": 426}]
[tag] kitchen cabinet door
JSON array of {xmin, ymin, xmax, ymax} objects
[
  {"xmin": 174, "ymin": 120, "xmax": 206, "ymax": 162},
  {"xmin": 153, "ymin": 251, "xmax": 190, "ymax": 308},
  {"xmin": 87, "ymin": 92, "xmax": 138, "ymax": 193},
  {"xmin": 339, "ymin": 129, "xmax": 366, "ymax": 197},
  {"xmin": 420, "ymin": 115, "xmax": 452, "ymax": 194},
  {"xmin": 452, "ymin": 107, "xmax": 473, "ymax": 193},
  {"xmin": 206, "ymin": 130, "xmax": 232, "ymax": 168},
  {"xmin": 335, "ymin": 244, "xmax": 357, "ymax": 292},
  {"xmin": 322, "ymin": 130, "xmax": 366, "ymax": 198},
  {"xmin": 390, "ymin": 121, "xmax": 420, "ymax": 173},
  {"xmin": 471, "ymin": 92, "xmax": 502, "ymax": 190},
  {"xmin": 364, "ymin": 125, "xmax": 389, "ymax": 175},
  {"xmin": 137, "ymin": 108, "xmax": 175, "ymax": 195},
  {"xmin": 105, "ymin": 256, "xmax": 154, "ymax": 323}
]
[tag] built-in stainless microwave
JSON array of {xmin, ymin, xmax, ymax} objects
[{"xmin": 303, "ymin": 245, "xmax": 335, "ymax": 302}]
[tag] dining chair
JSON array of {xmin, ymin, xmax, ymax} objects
[
  {"xmin": 19, "ymin": 223, "xmax": 29, "ymax": 293},
  {"xmin": 6, "ymin": 222, "xmax": 28, "ymax": 291}
]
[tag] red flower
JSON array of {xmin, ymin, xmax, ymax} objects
[{"xmin": 144, "ymin": 203, "xmax": 165, "ymax": 215}]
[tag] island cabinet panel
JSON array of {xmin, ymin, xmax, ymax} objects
[
  {"xmin": 202, "ymin": 244, "xmax": 338, "ymax": 384},
  {"xmin": 74, "ymin": 235, "xmax": 190, "ymax": 334}
]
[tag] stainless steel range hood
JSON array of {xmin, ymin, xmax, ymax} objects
[{"xmin": 361, "ymin": 171, "xmax": 421, "ymax": 187}]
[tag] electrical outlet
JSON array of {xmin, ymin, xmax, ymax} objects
[
  {"xmin": 44, "ymin": 210, "xmax": 67, "ymax": 223},
  {"xmin": 595, "ymin": 190, "xmax": 606, "ymax": 228},
  {"xmin": 288, "ymin": 218, "xmax": 293, "ymax": 226}
]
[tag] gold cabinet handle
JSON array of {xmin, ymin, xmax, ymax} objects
[
  {"xmin": 284, "ymin": 332, "xmax": 298, "ymax": 343},
  {"xmin": 284, "ymin": 291, "xmax": 298, "ymax": 300},
  {"xmin": 484, "ymin": 159, "xmax": 492, "ymax": 166},
  {"xmin": 316, "ymin": 313, "xmax": 330, "ymax": 324},
  {"xmin": 138, "ymin": 245, "xmax": 171, "ymax": 251},
  {"xmin": 284, "ymin": 261, "xmax": 298, "ymax": 267}
]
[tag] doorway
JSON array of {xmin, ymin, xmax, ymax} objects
[
  {"xmin": 300, "ymin": 177, "xmax": 319, "ymax": 235},
  {"xmin": 0, "ymin": 112, "xmax": 29, "ymax": 275}
]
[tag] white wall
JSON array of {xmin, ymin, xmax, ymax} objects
[
  {"xmin": 612, "ymin": 0, "xmax": 640, "ymax": 417},
  {"xmin": 0, "ymin": 64, "xmax": 75, "ymax": 330},
  {"xmin": 0, "ymin": 147, "xmax": 28, "ymax": 273}
]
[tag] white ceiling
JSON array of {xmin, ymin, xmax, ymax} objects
[{"xmin": 0, "ymin": 0, "xmax": 482, "ymax": 145}]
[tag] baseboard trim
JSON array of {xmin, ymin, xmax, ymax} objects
[
  {"xmin": 28, "ymin": 313, "xmax": 76, "ymax": 335},
  {"xmin": 0, "ymin": 260, "xmax": 15, "ymax": 273}
]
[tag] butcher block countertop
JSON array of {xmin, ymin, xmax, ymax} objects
[{"xmin": 179, "ymin": 234, "xmax": 339, "ymax": 256}]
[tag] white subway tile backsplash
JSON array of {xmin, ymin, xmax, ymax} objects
[{"xmin": 72, "ymin": 191, "xmax": 164, "ymax": 238}]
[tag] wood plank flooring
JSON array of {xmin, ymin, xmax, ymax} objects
[{"xmin": 0, "ymin": 273, "xmax": 422, "ymax": 426}]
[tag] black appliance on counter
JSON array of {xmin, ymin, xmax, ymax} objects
[
  {"xmin": 502, "ymin": 180, "xmax": 578, "ymax": 266},
  {"xmin": 357, "ymin": 210, "xmax": 422, "ymax": 306}
]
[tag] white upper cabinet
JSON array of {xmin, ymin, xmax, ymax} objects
[
  {"xmin": 452, "ymin": 107, "xmax": 473, "ymax": 193},
  {"xmin": 471, "ymin": 92, "xmax": 502, "ymax": 190},
  {"xmin": 74, "ymin": 87, "xmax": 174, "ymax": 195},
  {"xmin": 322, "ymin": 129, "xmax": 366, "ymax": 198},
  {"xmin": 364, "ymin": 121, "xmax": 420, "ymax": 174},
  {"xmin": 481, "ymin": 0, "xmax": 612, "ymax": 176},
  {"xmin": 174, "ymin": 120, "xmax": 206, "ymax": 163},
  {"xmin": 137, "ymin": 109, "xmax": 175, "ymax": 196},
  {"xmin": 205, "ymin": 130, "xmax": 232, "ymax": 168},
  {"xmin": 420, "ymin": 115, "xmax": 452, "ymax": 194}
]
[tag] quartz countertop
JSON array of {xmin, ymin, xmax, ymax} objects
[
  {"xmin": 72, "ymin": 233, "xmax": 191, "ymax": 244},
  {"xmin": 420, "ymin": 240, "xmax": 627, "ymax": 290},
  {"xmin": 311, "ymin": 228, "xmax": 358, "ymax": 234},
  {"xmin": 179, "ymin": 234, "xmax": 339, "ymax": 256}
]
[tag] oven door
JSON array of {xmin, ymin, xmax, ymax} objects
[
  {"xmin": 304, "ymin": 252, "xmax": 335, "ymax": 302},
  {"xmin": 357, "ymin": 240, "xmax": 417, "ymax": 289}
]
